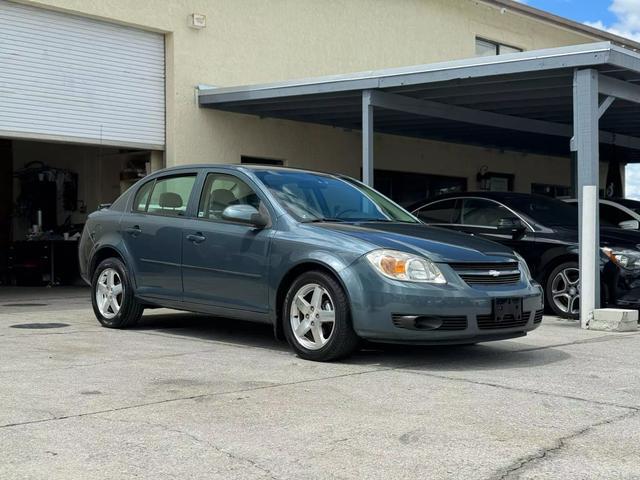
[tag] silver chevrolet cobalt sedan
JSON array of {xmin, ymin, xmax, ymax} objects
[{"xmin": 79, "ymin": 165, "xmax": 543, "ymax": 361}]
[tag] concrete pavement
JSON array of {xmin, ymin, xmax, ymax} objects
[{"xmin": 1, "ymin": 287, "xmax": 639, "ymax": 479}]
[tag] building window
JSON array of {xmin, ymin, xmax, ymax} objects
[
  {"xmin": 241, "ymin": 156, "xmax": 284, "ymax": 166},
  {"xmin": 475, "ymin": 37, "xmax": 523, "ymax": 57},
  {"xmin": 532, "ymin": 183, "xmax": 572, "ymax": 198},
  {"xmin": 373, "ymin": 169, "xmax": 467, "ymax": 207}
]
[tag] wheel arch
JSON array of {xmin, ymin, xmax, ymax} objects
[
  {"xmin": 539, "ymin": 253, "xmax": 579, "ymax": 287},
  {"xmin": 89, "ymin": 245, "xmax": 128, "ymax": 279},
  {"xmin": 273, "ymin": 261, "xmax": 352, "ymax": 340}
]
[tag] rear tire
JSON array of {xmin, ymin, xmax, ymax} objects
[
  {"xmin": 283, "ymin": 271, "xmax": 360, "ymax": 361},
  {"xmin": 91, "ymin": 257, "xmax": 143, "ymax": 328},
  {"xmin": 545, "ymin": 261, "xmax": 580, "ymax": 319}
]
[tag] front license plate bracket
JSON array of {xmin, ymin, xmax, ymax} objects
[{"xmin": 493, "ymin": 297, "xmax": 523, "ymax": 322}]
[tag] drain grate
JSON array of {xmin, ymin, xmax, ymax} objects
[
  {"xmin": 3, "ymin": 303, "xmax": 48, "ymax": 307},
  {"xmin": 10, "ymin": 323, "xmax": 69, "ymax": 329}
]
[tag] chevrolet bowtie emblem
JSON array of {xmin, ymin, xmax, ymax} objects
[{"xmin": 488, "ymin": 270, "xmax": 501, "ymax": 277}]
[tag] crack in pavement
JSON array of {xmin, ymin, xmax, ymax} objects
[
  {"xmin": 514, "ymin": 332, "xmax": 639, "ymax": 353},
  {"xmin": 97, "ymin": 417, "xmax": 281, "ymax": 480},
  {"xmin": 0, "ymin": 366, "xmax": 392, "ymax": 430},
  {"xmin": 397, "ymin": 368, "xmax": 640, "ymax": 411},
  {"xmin": 488, "ymin": 408, "xmax": 640, "ymax": 480},
  {"xmin": 0, "ymin": 346, "xmax": 230, "ymax": 375}
]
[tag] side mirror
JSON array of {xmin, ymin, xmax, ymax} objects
[
  {"xmin": 222, "ymin": 205, "xmax": 268, "ymax": 228},
  {"xmin": 619, "ymin": 219, "xmax": 640, "ymax": 230},
  {"xmin": 497, "ymin": 217, "xmax": 526, "ymax": 240}
]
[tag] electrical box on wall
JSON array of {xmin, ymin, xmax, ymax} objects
[{"xmin": 188, "ymin": 13, "xmax": 206, "ymax": 29}]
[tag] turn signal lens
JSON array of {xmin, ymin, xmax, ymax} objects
[{"xmin": 366, "ymin": 250, "xmax": 446, "ymax": 283}]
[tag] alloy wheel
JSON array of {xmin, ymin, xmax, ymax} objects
[
  {"xmin": 289, "ymin": 283, "xmax": 336, "ymax": 350},
  {"xmin": 96, "ymin": 268, "xmax": 124, "ymax": 319},
  {"xmin": 551, "ymin": 267, "xmax": 580, "ymax": 316}
]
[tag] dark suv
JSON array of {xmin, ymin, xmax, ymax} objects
[{"xmin": 411, "ymin": 192, "xmax": 640, "ymax": 319}]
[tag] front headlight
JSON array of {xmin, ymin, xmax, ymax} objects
[
  {"xmin": 366, "ymin": 249, "xmax": 446, "ymax": 283},
  {"xmin": 514, "ymin": 252, "xmax": 532, "ymax": 280},
  {"xmin": 601, "ymin": 247, "xmax": 640, "ymax": 270}
]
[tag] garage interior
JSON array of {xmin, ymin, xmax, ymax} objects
[
  {"xmin": 0, "ymin": 140, "xmax": 153, "ymax": 286},
  {"xmin": 199, "ymin": 42, "xmax": 640, "ymax": 325}
]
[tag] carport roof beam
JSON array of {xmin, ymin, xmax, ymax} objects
[
  {"xmin": 599, "ymin": 75, "xmax": 640, "ymax": 105},
  {"xmin": 200, "ymin": 43, "xmax": 619, "ymax": 103}
]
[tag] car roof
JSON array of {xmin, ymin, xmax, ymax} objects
[
  {"xmin": 153, "ymin": 163, "xmax": 345, "ymax": 178},
  {"xmin": 609, "ymin": 198, "xmax": 640, "ymax": 207},
  {"xmin": 408, "ymin": 191, "xmax": 550, "ymax": 211}
]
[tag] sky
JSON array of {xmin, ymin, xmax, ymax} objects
[{"xmin": 522, "ymin": 0, "xmax": 640, "ymax": 198}]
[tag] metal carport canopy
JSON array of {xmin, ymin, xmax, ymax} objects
[{"xmin": 199, "ymin": 41, "xmax": 640, "ymax": 328}]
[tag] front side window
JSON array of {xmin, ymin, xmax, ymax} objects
[
  {"xmin": 462, "ymin": 198, "xmax": 517, "ymax": 227},
  {"xmin": 415, "ymin": 199, "xmax": 460, "ymax": 223},
  {"xmin": 600, "ymin": 203, "xmax": 632, "ymax": 225},
  {"xmin": 507, "ymin": 195, "xmax": 578, "ymax": 227},
  {"xmin": 253, "ymin": 170, "xmax": 417, "ymax": 223},
  {"xmin": 198, "ymin": 173, "xmax": 263, "ymax": 221},
  {"xmin": 135, "ymin": 175, "xmax": 196, "ymax": 217}
]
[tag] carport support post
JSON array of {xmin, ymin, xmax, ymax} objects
[
  {"xmin": 362, "ymin": 90, "xmax": 374, "ymax": 186},
  {"xmin": 573, "ymin": 69, "xmax": 601, "ymax": 328}
]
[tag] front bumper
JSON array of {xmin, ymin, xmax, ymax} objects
[
  {"xmin": 603, "ymin": 261, "xmax": 640, "ymax": 309},
  {"xmin": 341, "ymin": 258, "xmax": 544, "ymax": 344}
]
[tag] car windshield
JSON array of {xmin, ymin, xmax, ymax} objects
[
  {"xmin": 252, "ymin": 170, "xmax": 418, "ymax": 223},
  {"xmin": 506, "ymin": 195, "xmax": 579, "ymax": 227}
]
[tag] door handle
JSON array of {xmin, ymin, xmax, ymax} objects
[
  {"xmin": 125, "ymin": 225, "xmax": 141, "ymax": 236},
  {"xmin": 186, "ymin": 233, "xmax": 206, "ymax": 244}
]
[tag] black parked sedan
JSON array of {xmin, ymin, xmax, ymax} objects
[{"xmin": 410, "ymin": 192, "xmax": 640, "ymax": 319}]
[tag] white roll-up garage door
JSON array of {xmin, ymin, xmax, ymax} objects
[{"xmin": 0, "ymin": 1, "xmax": 165, "ymax": 149}]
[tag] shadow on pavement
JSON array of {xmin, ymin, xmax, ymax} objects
[{"xmin": 134, "ymin": 311, "xmax": 570, "ymax": 371}]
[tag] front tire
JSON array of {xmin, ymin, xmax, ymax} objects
[
  {"xmin": 91, "ymin": 257, "xmax": 143, "ymax": 328},
  {"xmin": 546, "ymin": 261, "xmax": 580, "ymax": 319},
  {"xmin": 283, "ymin": 271, "xmax": 360, "ymax": 361}
]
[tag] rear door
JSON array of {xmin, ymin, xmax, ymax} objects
[{"xmin": 121, "ymin": 173, "xmax": 198, "ymax": 300}]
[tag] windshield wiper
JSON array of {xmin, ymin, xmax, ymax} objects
[
  {"xmin": 303, "ymin": 217, "xmax": 346, "ymax": 223},
  {"xmin": 358, "ymin": 218, "xmax": 394, "ymax": 222}
]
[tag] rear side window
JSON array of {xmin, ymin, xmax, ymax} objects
[
  {"xmin": 415, "ymin": 199, "xmax": 459, "ymax": 223},
  {"xmin": 134, "ymin": 175, "xmax": 196, "ymax": 217}
]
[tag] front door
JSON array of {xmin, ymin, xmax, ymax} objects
[
  {"xmin": 121, "ymin": 173, "xmax": 197, "ymax": 300},
  {"xmin": 182, "ymin": 171, "xmax": 274, "ymax": 312}
]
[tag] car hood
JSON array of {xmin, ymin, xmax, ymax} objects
[{"xmin": 311, "ymin": 222, "xmax": 516, "ymax": 263}]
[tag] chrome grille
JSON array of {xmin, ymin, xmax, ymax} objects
[{"xmin": 449, "ymin": 262, "xmax": 521, "ymax": 286}]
